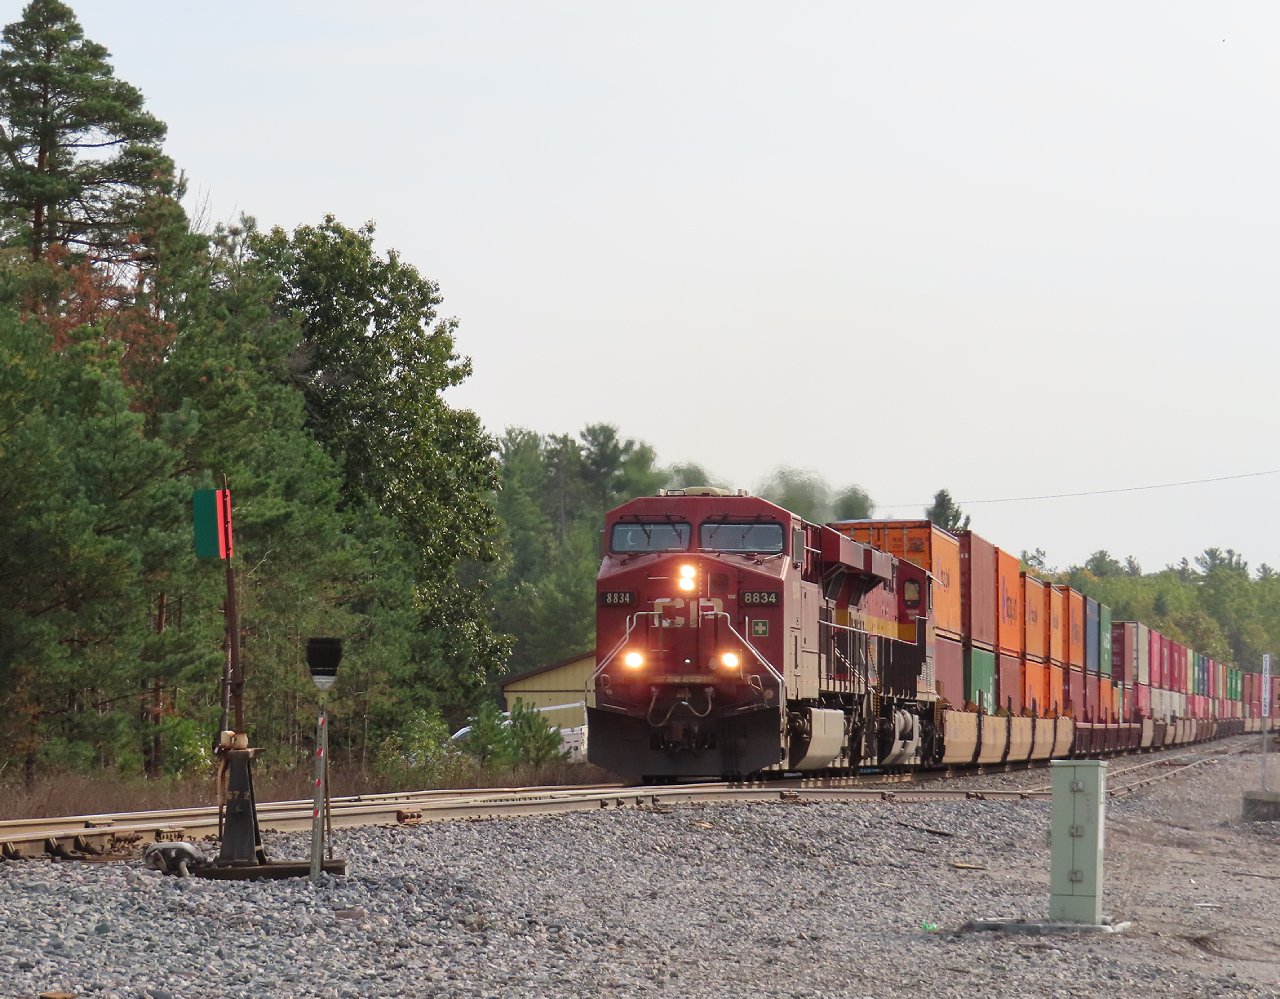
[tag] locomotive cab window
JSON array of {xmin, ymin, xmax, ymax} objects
[
  {"xmin": 610, "ymin": 522, "xmax": 691, "ymax": 553},
  {"xmin": 903, "ymin": 578, "xmax": 922, "ymax": 610},
  {"xmin": 699, "ymin": 522, "xmax": 784, "ymax": 554}
]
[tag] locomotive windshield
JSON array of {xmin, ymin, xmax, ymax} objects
[
  {"xmin": 610, "ymin": 521, "xmax": 692, "ymax": 552},
  {"xmin": 699, "ymin": 522, "xmax": 785, "ymax": 554}
]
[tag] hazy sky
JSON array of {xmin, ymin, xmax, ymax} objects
[{"xmin": 61, "ymin": 1, "xmax": 1280, "ymax": 572}]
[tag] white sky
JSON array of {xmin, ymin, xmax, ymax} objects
[{"xmin": 63, "ymin": 1, "xmax": 1280, "ymax": 573}]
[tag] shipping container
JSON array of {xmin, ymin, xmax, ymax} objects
[
  {"xmin": 1023, "ymin": 574, "xmax": 1046, "ymax": 663},
  {"xmin": 1067, "ymin": 666, "xmax": 1085, "ymax": 719},
  {"xmin": 996, "ymin": 652, "xmax": 1023, "ymax": 714},
  {"xmin": 1111, "ymin": 622, "xmax": 1136, "ymax": 683},
  {"xmin": 1149, "ymin": 630, "xmax": 1163, "ymax": 688},
  {"xmin": 959, "ymin": 532, "xmax": 997, "ymax": 651},
  {"xmin": 995, "ymin": 550, "xmax": 1023, "ymax": 656},
  {"xmin": 1049, "ymin": 666, "xmax": 1070, "ymax": 712},
  {"xmin": 935, "ymin": 635, "xmax": 964, "ymax": 707},
  {"xmin": 1099, "ymin": 604, "xmax": 1112, "ymax": 677},
  {"xmin": 1056, "ymin": 586, "xmax": 1085, "ymax": 669},
  {"xmin": 1046, "ymin": 585, "xmax": 1065, "ymax": 666},
  {"xmin": 1025, "ymin": 660, "xmax": 1048, "ymax": 716},
  {"xmin": 1099, "ymin": 677, "xmax": 1112, "ymax": 723},
  {"xmin": 1136, "ymin": 622, "xmax": 1150, "ymax": 685},
  {"xmin": 1136, "ymin": 682, "xmax": 1151, "ymax": 718},
  {"xmin": 964, "ymin": 644, "xmax": 997, "ymax": 711},
  {"xmin": 1086, "ymin": 671, "xmax": 1101, "ymax": 723},
  {"xmin": 838, "ymin": 520, "xmax": 963, "ymax": 640},
  {"xmin": 1084, "ymin": 598, "xmax": 1100, "ymax": 673}
]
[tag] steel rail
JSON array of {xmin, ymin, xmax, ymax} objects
[{"xmin": 1, "ymin": 736, "xmax": 1262, "ymax": 862}]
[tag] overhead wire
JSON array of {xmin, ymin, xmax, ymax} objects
[{"xmin": 885, "ymin": 468, "xmax": 1280, "ymax": 508}]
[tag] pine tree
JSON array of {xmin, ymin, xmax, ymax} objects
[{"xmin": 0, "ymin": 0, "xmax": 172, "ymax": 266}]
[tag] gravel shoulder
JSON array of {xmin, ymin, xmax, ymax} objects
[{"xmin": 2, "ymin": 738, "xmax": 1279, "ymax": 998}]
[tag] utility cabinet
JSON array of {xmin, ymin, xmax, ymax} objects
[{"xmin": 1049, "ymin": 759, "xmax": 1107, "ymax": 924}]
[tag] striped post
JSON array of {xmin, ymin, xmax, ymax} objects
[{"xmin": 310, "ymin": 708, "xmax": 327, "ymax": 884}]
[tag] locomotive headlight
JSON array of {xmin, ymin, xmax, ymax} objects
[
  {"xmin": 677, "ymin": 564, "xmax": 697, "ymax": 592},
  {"xmin": 623, "ymin": 651, "xmax": 645, "ymax": 669},
  {"xmin": 720, "ymin": 651, "xmax": 741, "ymax": 669}
]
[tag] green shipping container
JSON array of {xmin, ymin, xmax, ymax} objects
[
  {"xmin": 1099, "ymin": 604, "xmax": 1112, "ymax": 678},
  {"xmin": 964, "ymin": 645, "xmax": 997, "ymax": 712}
]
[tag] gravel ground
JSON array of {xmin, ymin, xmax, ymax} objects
[{"xmin": 2, "ymin": 738, "xmax": 1279, "ymax": 999}]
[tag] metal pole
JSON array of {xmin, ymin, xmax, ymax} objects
[
  {"xmin": 324, "ymin": 715, "xmax": 333, "ymax": 859},
  {"xmin": 310, "ymin": 706, "xmax": 327, "ymax": 883},
  {"xmin": 1262, "ymin": 654, "xmax": 1272, "ymax": 792}
]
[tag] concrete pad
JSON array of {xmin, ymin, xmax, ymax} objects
[
  {"xmin": 960, "ymin": 917, "xmax": 1132, "ymax": 935},
  {"xmin": 1242, "ymin": 790, "xmax": 1280, "ymax": 821}
]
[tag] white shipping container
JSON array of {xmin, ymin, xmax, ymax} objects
[{"xmin": 1136, "ymin": 623, "xmax": 1150, "ymax": 686}]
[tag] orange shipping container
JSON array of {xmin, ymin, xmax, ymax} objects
[
  {"xmin": 1046, "ymin": 585, "xmax": 1065, "ymax": 666},
  {"xmin": 1022, "ymin": 574, "xmax": 1046, "ymax": 663},
  {"xmin": 996, "ymin": 549, "xmax": 1023, "ymax": 656},
  {"xmin": 1099, "ymin": 677, "xmax": 1113, "ymax": 724},
  {"xmin": 1055, "ymin": 585, "xmax": 1085, "ymax": 668},
  {"xmin": 837, "ymin": 520, "xmax": 962, "ymax": 640},
  {"xmin": 1024, "ymin": 660, "xmax": 1048, "ymax": 717}
]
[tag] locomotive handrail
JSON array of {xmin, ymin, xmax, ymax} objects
[
  {"xmin": 699, "ymin": 609, "xmax": 787, "ymax": 703},
  {"xmin": 827, "ymin": 641, "xmax": 865, "ymax": 687},
  {"xmin": 588, "ymin": 610, "xmax": 666, "ymax": 687}
]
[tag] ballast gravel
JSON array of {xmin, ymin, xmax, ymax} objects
[{"xmin": 2, "ymin": 744, "xmax": 1279, "ymax": 998}]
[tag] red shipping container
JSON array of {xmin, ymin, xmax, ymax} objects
[
  {"xmin": 1111, "ymin": 622, "xmax": 1137, "ymax": 683},
  {"xmin": 1067, "ymin": 666, "xmax": 1085, "ymax": 719},
  {"xmin": 997, "ymin": 652, "xmax": 1023, "ymax": 714},
  {"xmin": 1023, "ymin": 574, "xmax": 1046, "ymax": 663},
  {"xmin": 1136, "ymin": 682, "xmax": 1151, "ymax": 718},
  {"xmin": 996, "ymin": 550, "xmax": 1023, "ymax": 656},
  {"xmin": 935, "ymin": 635, "xmax": 964, "ymax": 707},
  {"xmin": 1086, "ymin": 671, "xmax": 1100, "ymax": 723},
  {"xmin": 959, "ymin": 532, "xmax": 997, "ymax": 650},
  {"xmin": 1148, "ymin": 630, "xmax": 1162, "ymax": 688}
]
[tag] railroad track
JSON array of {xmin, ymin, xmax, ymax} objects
[{"xmin": 1, "ymin": 737, "xmax": 1252, "ymax": 863}]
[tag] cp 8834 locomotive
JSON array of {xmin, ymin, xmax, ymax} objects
[{"xmin": 587, "ymin": 488, "xmax": 939, "ymax": 778}]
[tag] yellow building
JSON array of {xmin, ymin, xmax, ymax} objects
[{"xmin": 499, "ymin": 651, "xmax": 594, "ymax": 730}]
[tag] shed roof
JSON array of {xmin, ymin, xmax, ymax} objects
[{"xmin": 499, "ymin": 651, "xmax": 594, "ymax": 689}]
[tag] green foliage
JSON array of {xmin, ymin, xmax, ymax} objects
[
  {"xmin": 0, "ymin": 0, "xmax": 172, "ymax": 263},
  {"xmin": 754, "ymin": 467, "xmax": 874, "ymax": 523},
  {"xmin": 372, "ymin": 709, "xmax": 475, "ymax": 788},
  {"xmin": 251, "ymin": 216, "xmax": 507, "ymax": 722},
  {"xmin": 506, "ymin": 700, "xmax": 569, "ymax": 766},
  {"xmin": 832, "ymin": 484, "xmax": 874, "ymax": 521},
  {"xmin": 925, "ymin": 489, "xmax": 970, "ymax": 533},
  {"xmin": 461, "ymin": 700, "xmax": 513, "ymax": 766},
  {"xmin": 666, "ymin": 462, "xmax": 728, "ymax": 490}
]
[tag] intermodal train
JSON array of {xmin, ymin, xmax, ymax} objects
[{"xmin": 586, "ymin": 488, "xmax": 1277, "ymax": 779}]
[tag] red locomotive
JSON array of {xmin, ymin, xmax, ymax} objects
[
  {"xmin": 587, "ymin": 488, "xmax": 1270, "ymax": 780},
  {"xmin": 587, "ymin": 488, "xmax": 937, "ymax": 778}
]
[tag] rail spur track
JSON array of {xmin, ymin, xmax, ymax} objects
[{"xmin": 2, "ymin": 737, "xmax": 1255, "ymax": 864}]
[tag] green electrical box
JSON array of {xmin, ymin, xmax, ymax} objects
[{"xmin": 1049, "ymin": 759, "xmax": 1107, "ymax": 924}]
